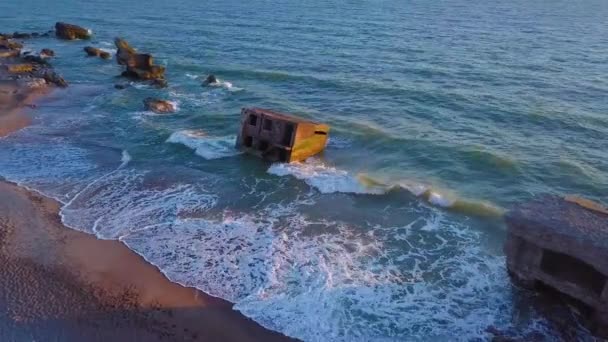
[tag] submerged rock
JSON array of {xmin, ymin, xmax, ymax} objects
[
  {"xmin": 84, "ymin": 46, "xmax": 111, "ymax": 59},
  {"xmin": 143, "ymin": 98, "xmax": 176, "ymax": 114},
  {"xmin": 12, "ymin": 32, "xmax": 32, "ymax": 39},
  {"xmin": 55, "ymin": 22, "xmax": 91, "ymax": 40}
]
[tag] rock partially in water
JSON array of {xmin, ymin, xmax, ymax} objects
[
  {"xmin": 114, "ymin": 37, "xmax": 166, "ymax": 85},
  {"xmin": 23, "ymin": 54, "xmax": 49, "ymax": 65},
  {"xmin": 143, "ymin": 98, "xmax": 176, "ymax": 114},
  {"xmin": 55, "ymin": 22, "xmax": 91, "ymax": 40},
  {"xmin": 84, "ymin": 46, "xmax": 111, "ymax": 60},
  {"xmin": 40, "ymin": 70, "xmax": 68, "ymax": 88},
  {"xmin": 114, "ymin": 83, "xmax": 129, "ymax": 90},
  {"xmin": 505, "ymin": 195, "xmax": 608, "ymax": 339},
  {"xmin": 40, "ymin": 48, "xmax": 55, "ymax": 58},
  {"xmin": 202, "ymin": 74, "xmax": 218, "ymax": 86},
  {"xmin": 12, "ymin": 32, "xmax": 32, "ymax": 39}
]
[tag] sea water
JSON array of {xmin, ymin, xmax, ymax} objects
[{"xmin": 1, "ymin": 0, "xmax": 607, "ymax": 340}]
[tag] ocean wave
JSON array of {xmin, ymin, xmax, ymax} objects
[
  {"xmin": 119, "ymin": 199, "xmax": 513, "ymax": 342},
  {"xmin": 207, "ymin": 78, "xmax": 242, "ymax": 92},
  {"xmin": 166, "ymin": 129, "xmax": 241, "ymax": 160},
  {"xmin": 269, "ymin": 158, "xmax": 504, "ymax": 217}
]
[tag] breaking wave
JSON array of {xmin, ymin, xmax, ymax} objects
[
  {"xmin": 269, "ymin": 158, "xmax": 504, "ymax": 217},
  {"xmin": 166, "ymin": 129, "xmax": 241, "ymax": 160}
]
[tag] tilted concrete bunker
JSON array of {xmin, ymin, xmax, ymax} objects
[
  {"xmin": 504, "ymin": 195, "xmax": 608, "ymax": 338},
  {"xmin": 235, "ymin": 108, "xmax": 330, "ymax": 163}
]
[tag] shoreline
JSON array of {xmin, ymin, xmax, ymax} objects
[
  {"xmin": 0, "ymin": 80, "xmax": 51, "ymax": 138},
  {"xmin": 0, "ymin": 179, "xmax": 293, "ymax": 341}
]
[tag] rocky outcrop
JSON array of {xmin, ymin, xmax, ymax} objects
[
  {"xmin": 504, "ymin": 195, "xmax": 608, "ymax": 339},
  {"xmin": 143, "ymin": 98, "xmax": 176, "ymax": 114},
  {"xmin": 55, "ymin": 22, "xmax": 91, "ymax": 40},
  {"xmin": 115, "ymin": 38, "xmax": 166, "ymax": 87},
  {"xmin": 0, "ymin": 38, "xmax": 22, "ymax": 58},
  {"xmin": 84, "ymin": 46, "xmax": 111, "ymax": 59},
  {"xmin": 0, "ymin": 35, "xmax": 68, "ymax": 89}
]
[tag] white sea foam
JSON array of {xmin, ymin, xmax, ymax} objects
[
  {"xmin": 166, "ymin": 130, "xmax": 241, "ymax": 160},
  {"xmin": 266, "ymin": 158, "xmax": 491, "ymax": 214},
  {"xmin": 61, "ymin": 168, "xmax": 217, "ymax": 239},
  {"xmin": 268, "ymin": 158, "xmax": 385, "ymax": 194},
  {"xmin": 120, "ymin": 150, "xmax": 132, "ymax": 166},
  {"xmin": 208, "ymin": 78, "xmax": 242, "ymax": 92},
  {"xmin": 118, "ymin": 199, "xmax": 516, "ymax": 342}
]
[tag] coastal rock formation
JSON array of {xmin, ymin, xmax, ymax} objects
[
  {"xmin": 504, "ymin": 195, "xmax": 608, "ymax": 338},
  {"xmin": 0, "ymin": 35, "xmax": 68, "ymax": 89},
  {"xmin": 0, "ymin": 38, "xmax": 22, "ymax": 58},
  {"xmin": 84, "ymin": 46, "xmax": 111, "ymax": 59},
  {"xmin": 115, "ymin": 38, "xmax": 166, "ymax": 87},
  {"xmin": 143, "ymin": 97, "xmax": 176, "ymax": 113},
  {"xmin": 202, "ymin": 74, "xmax": 218, "ymax": 85},
  {"xmin": 4, "ymin": 63, "xmax": 35, "ymax": 74},
  {"xmin": 55, "ymin": 22, "xmax": 91, "ymax": 40}
]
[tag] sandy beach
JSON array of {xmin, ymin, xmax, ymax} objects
[{"xmin": 0, "ymin": 179, "xmax": 292, "ymax": 341}]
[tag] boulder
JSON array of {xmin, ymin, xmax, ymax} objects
[
  {"xmin": 202, "ymin": 74, "xmax": 218, "ymax": 85},
  {"xmin": 23, "ymin": 55, "xmax": 49, "ymax": 65},
  {"xmin": 84, "ymin": 46, "xmax": 111, "ymax": 59},
  {"xmin": 114, "ymin": 83, "xmax": 128, "ymax": 90},
  {"xmin": 114, "ymin": 37, "xmax": 166, "ymax": 84},
  {"xmin": 40, "ymin": 48, "xmax": 55, "ymax": 58},
  {"xmin": 143, "ymin": 98, "xmax": 176, "ymax": 114},
  {"xmin": 55, "ymin": 22, "xmax": 91, "ymax": 40},
  {"xmin": 115, "ymin": 37, "xmax": 137, "ymax": 65},
  {"xmin": 40, "ymin": 70, "xmax": 68, "ymax": 88},
  {"xmin": 504, "ymin": 195, "xmax": 608, "ymax": 338}
]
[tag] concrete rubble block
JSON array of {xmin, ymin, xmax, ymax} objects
[
  {"xmin": 235, "ymin": 107, "xmax": 330, "ymax": 163},
  {"xmin": 504, "ymin": 195, "xmax": 608, "ymax": 338}
]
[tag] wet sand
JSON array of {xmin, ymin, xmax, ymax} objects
[
  {"xmin": 0, "ymin": 180, "xmax": 293, "ymax": 341},
  {"xmin": 0, "ymin": 80, "xmax": 36, "ymax": 137}
]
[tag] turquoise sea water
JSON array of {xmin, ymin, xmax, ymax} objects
[{"xmin": 1, "ymin": 0, "xmax": 607, "ymax": 340}]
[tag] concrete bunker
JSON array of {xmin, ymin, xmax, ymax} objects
[
  {"xmin": 504, "ymin": 195, "xmax": 608, "ymax": 338},
  {"xmin": 236, "ymin": 108, "xmax": 329, "ymax": 163}
]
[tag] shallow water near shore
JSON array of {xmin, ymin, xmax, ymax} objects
[{"xmin": 1, "ymin": 0, "xmax": 607, "ymax": 340}]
